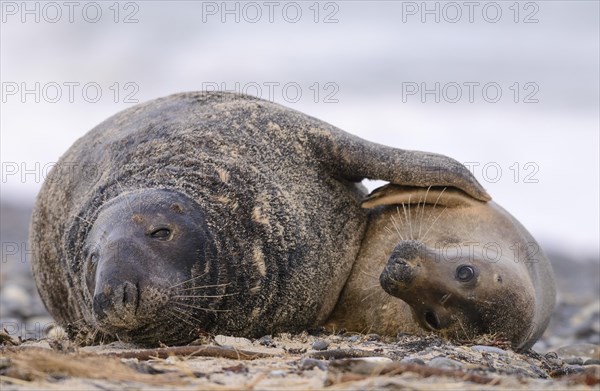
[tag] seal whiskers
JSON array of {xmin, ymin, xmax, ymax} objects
[
  {"xmin": 389, "ymin": 211, "xmax": 405, "ymax": 241},
  {"xmin": 418, "ymin": 186, "xmax": 432, "ymax": 240},
  {"xmin": 167, "ymin": 272, "xmax": 210, "ymax": 289},
  {"xmin": 168, "ymin": 307, "xmax": 207, "ymax": 329},
  {"xmin": 168, "ymin": 308, "xmax": 198, "ymax": 328},
  {"xmin": 171, "ymin": 293, "xmax": 237, "ymax": 299},
  {"xmin": 174, "ymin": 283, "xmax": 231, "ymax": 292},
  {"xmin": 360, "ymin": 286, "xmax": 385, "ymax": 303},
  {"xmin": 407, "ymin": 195, "xmax": 414, "ymax": 240},
  {"xmin": 171, "ymin": 301, "xmax": 232, "ymax": 313},
  {"xmin": 419, "ymin": 188, "xmax": 448, "ymax": 244}
]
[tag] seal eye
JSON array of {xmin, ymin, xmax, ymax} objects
[
  {"xmin": 150, "ymin": 228, "xmax": 171, "ymax": 240},
  {"xmin": 456, "ymin": 265, "xmax": 475, "ymax": 282}
]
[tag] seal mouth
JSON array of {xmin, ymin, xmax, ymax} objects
[{"xmin": 424, "ymin": 311, "xmax": 441, "ymax": 330}]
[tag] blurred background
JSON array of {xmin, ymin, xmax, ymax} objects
[{"xmin": 1, "ymin": 1, "xmax": 598, "ymax": 349}]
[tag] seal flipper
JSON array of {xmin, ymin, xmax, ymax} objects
[
  {"xmin": 313, "ymin": 131, "xmax": 490, "ymax": 202},
  {"xmin": 362, "ymin": 184, "xmax": 485, "ymax": 209}
]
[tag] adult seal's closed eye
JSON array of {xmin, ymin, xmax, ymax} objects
[
  {"xmin": 30, "ymin": 91, "xmax": 488, "ymax": 346},
  {"xmin": 327, "ymin": 185, "xmax": 556, "ymax": 351}
]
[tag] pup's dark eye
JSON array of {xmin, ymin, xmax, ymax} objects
[
  {"xmin": 150, "ymin": 228, "xmax": 171, "ymax": 239},
  {"xmin": 456, "ymin": 265, "xmax": 475, "ymax": 282}
]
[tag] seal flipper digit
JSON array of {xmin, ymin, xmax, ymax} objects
[{"xmin": 311, "ymin": 130, "xmax": 491, "ymax": 202}]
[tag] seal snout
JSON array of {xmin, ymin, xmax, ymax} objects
[
  {"xmin": 379, "ymin": 240, "xmax": 427, "ymax": 295},
  {"xmin": 380, "ymin": 257, "xmax": 414, "ymax": 291},
  {"xmin": 93, "ymin": 279, "xmax": 140, "ymax": 322}
]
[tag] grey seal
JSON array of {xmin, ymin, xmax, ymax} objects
[
  {"xmin": 327, "ymin": 185, "xmax": 555, "ymax": 351},
  {"xmin": 30, "ymin": 92, "xmax": 489, "ymax": 346}
]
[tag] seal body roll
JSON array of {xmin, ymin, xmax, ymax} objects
[
  {"xmin": 30, "ymin": 92, "xmax": 488, "ymax": 345},
  {"xmin": 327, "ymin": 185, "xmax": 556, "ymax": 351}
]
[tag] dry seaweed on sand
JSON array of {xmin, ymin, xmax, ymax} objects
[{"xmin": 1, "ymin": 333, "xmax": 599, "ymax": 390}]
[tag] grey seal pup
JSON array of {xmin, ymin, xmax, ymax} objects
[
  {"xmin": 327, "ymin": 185, "xmax": 555, "ymax": 351},
  {"xmin": 30, "ymin": 92, "xmax": 489, "ymax": 345}
]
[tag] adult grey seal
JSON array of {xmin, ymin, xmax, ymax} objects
[
  {"xmin": 30, "ymin": 91, "xmax": 489, "ymax": 346},
  {"xmin": 327, "ymin": 185, "xmax": 555, "ymax": 351}
]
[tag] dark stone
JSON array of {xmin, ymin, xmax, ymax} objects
[
  {"xmin": 257, "ymin": 335, "xmax": 275, "ymax": 347},
  {"xmin": 312, "ymin": 340, "xmax": 330, "ymax": 351}
]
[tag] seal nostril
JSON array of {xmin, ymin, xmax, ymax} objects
[
  {"xmin": 424, "ymin": 311, "xmax": 440, "ymax": 330},
  {"xmin": 393, "ymin": 258, "xmax": 408, "ymax": 266},
  {"xmin": 121, "ymin": 281, "xmax": 139, "ymax": 309}
]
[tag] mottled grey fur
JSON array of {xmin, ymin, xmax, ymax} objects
[{"xmin": 30, "ymin": 92, "xmax": 488, "ymax": 345}]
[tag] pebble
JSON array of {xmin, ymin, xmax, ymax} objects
[
  {"xmin": 428, "ymin": 357, "xmax": 464, "ymax": 370},
  {"xmin": 563, "ymin": 357, "xmax": 584, "ymax": 365},
  {"xmin": 562, "ymin": 364, "xmax": 587, "ymax": 374},
  {"xmin": 400, "ymin": 357, "xmax": 425, "ymax": 365},
  {"xmin": 584, "ymin": 359, "xmax": 600, "ymax": 365},
  {"xmin": 214, "ymin": 335, "xmax": 253, "ymax": 349},
  {"xmin": 165, "ymin": 356, "xmax": 182, "ymax": 364},
  {"xmin": 299, "ymin": 358, "xmax": 328, "ymax": 371},
  {"xmin": 330, "ymin": 357, "xmax": 393, "ymax": 375},
  {"xmin": 311, "ymin": 340, "xmax": 329, "ymax": 351},
  {"xmin": 269, "ymin": 370, "xmax": 286, "ymax": 377},
  {"xmin": 471, "ymin": 345, "xmax": 508, "ymax": 356},
  {"xmin": 257, "ymin": 335, "xmax": 275, "ymax": 347},
  {"xmin": 347, "ymin": 335, "xmax": 361, "ymax": 343}
]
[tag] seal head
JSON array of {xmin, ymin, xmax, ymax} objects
[
  {"xmin": 84, "ymin": 189, "xmax": 218, "ymax": 344},
  {"xmin": 328, "ymin": 184, "xmax": 555, "ymax": 351},
  {"xmin": 380, "ymin": 239, "xmax": 535, "ymax": 346}
]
